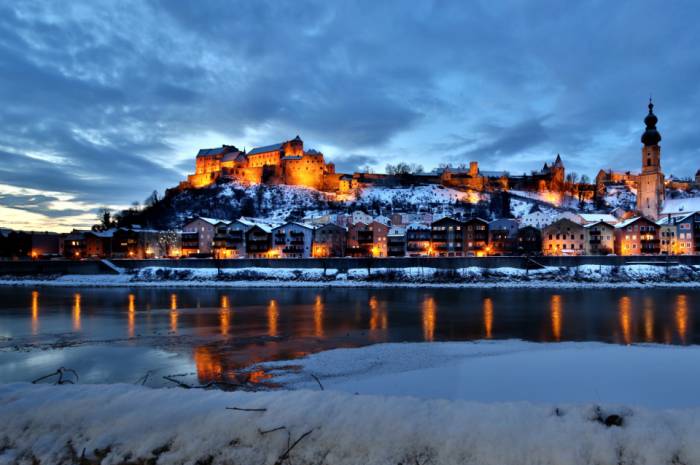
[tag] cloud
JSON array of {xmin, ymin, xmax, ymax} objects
[{"xmin": 2, "ymin": 0, "xmax": 700, "ymax": 229}]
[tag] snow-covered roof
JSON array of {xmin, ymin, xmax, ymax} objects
[
  {"xmin": 583, "ymin": 221, "xmax": 615, "ymax": 229},
  {"xmin": 373, "ymin": 215, "xmax": 391, "ymax": 226},
  {"xmin": 615, "ymin": 216, "xmax": 642, "ymax": 229},
  {"xmin": 406, "ymin": 222, "xmax": 430, "ymax": 230},
  {"xmin": 387, "ymin": 226, "xmax": 406, "ymax": 237},
  {"xmin": 197, "ymin": 217, "xmax": 230, "ymax": 226},
  {"xmin": 661, "ymin": 197, "xmax": 700, "ymax": 215},
  {"xmin": 578, "ymin": 214, "xmax": 618, "ymax": 224},
  {"xmin": 657, "ymin": 212, "xmax": 695, "ymax": 225}
]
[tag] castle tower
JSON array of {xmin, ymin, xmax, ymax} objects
[{"xmin": 636, "ymin": 99, "xmax": 665, "ymax": 219}]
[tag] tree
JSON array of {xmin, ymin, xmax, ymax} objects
[
  {"xmin": 95, "ymin": 208, "xmax": 116, "ymax": 231},
  {"xmin": 144, "ymin": 190, "xmax": 160, "ymax": 208}
]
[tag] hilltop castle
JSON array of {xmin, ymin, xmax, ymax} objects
[{"xmin": 185, "ymin": 136, "xmax": 340, "ymax": 191}]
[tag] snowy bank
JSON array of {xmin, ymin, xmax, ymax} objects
[
  {"xmin": 2, "ymin": 264, "xmax": 700, "ymax": 288},
  {"xmin": 262, "ymin": 341, "xmax": 700, "ymax": 409},
  {"xmin": 2, "ymin": 382, "xmax": 700, "ymax": 465}
]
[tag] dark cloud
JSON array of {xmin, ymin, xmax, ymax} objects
[{"xmin": 1, "ymin": 0, "xmax": 700, "ymax": 228}]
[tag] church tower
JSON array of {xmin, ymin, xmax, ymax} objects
[{"xmin": 636, "ymin": 99, "xmax": 665, "ymax": 219}]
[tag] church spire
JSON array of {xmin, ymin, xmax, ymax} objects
[{"xmin": 641, "ymin": 98, "xmax": 661, "ymax": 146}]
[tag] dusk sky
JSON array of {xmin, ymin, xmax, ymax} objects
[{"xmin": 2, "ymin": 1, "xmax": 700, "ymax": 231}]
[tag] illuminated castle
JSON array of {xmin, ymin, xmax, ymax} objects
[{"xmin": 186, "ymin": 136, "xmax": 340, "ymax": 190}]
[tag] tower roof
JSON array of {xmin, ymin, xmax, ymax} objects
[{"xmin": 641, "ymin": 99, "xmax": 662, "ymax": 146}]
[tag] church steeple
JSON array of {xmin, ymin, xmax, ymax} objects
[{"xmin": 641, "ymin": 98, "xmax": 661, "ymax": 146}]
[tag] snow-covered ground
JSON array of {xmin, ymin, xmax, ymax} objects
[
  {"xmin": 2, "ymin": 264, "xmax": 700, "ymax": 288},
  {"xmin": 3, "ymin": 375, "xmax": 700, "ymax": 465},
  {"xmin": 262, "ymin": 340, "xmax": 700, "ymax": 409}
]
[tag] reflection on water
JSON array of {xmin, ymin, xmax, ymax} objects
[
  {"xmin": 170, "ymin": 293, "xmax": 178, "ymax": 332},
  {"xmin": 483, "ymin": 297, "xmax": 493, "ymax": 339},
  {"xmin": 268, "ymin": 299, "xmax": 278, "ymax": 337},
  {"xmin": 31, "ymin": 290, "xmax": 39, "ymax": 335},
  {"xmin": 643, "ymin": 297, "xmax": 654, "ymax": 343},
  {"xmin": 550, "ymin": 295, "xmax": 562, "ymax": 342},
  {"xmin": 422, "ymin": 295, "xmax": 436, "ymax": 342},
  {"xmin": 220, "ymin": 295, "xmax": 230, "ymax": 337},
  {"xmin": 128, "ymin": 293, "xmax": 135, "ymax": 338},
  {"xmin": 72, "ymin": 293, "xmax": 81, "ymax": 331},
  {"xmin": 677, "ymin": 294, "xmax": 688, "ymax": 344},
  {"xmin": 619, "ymin": 296, "xmax": 632, "ymax": 345},
  {"xmin": 3, "ymin": 287, "xmax": 699, "ymax": 385},
  {"xmin": 314, "ymin": 295, "xmax": 324, "ymax": 338}
]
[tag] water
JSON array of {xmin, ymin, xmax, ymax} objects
[{"xmin": 0, "ymin": 287, "xmax": 695, "ymax": 386}]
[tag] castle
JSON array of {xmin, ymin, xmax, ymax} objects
[{"xmin": 186, "ymin": 136, "xmax": 340, "ymax": 191}]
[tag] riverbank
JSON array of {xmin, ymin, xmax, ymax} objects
[
  {"xmin": 2, "ymin": 264, "xmax": 700, "ymax": 288},
  {"xmin": 2, "ymin": 381, "xmax": 699, "ymax": 465}
]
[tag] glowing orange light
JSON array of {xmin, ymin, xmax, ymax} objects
[
  {"xmin": 676, "ymin": 294, "xmax": 688, "ymax": 344},
  {"xmin": 550, "ymin": 295, "xmax": 562, "ymax": 341},
  {"xmin": 31, "ymin": 251, "xmax": 38, "ymax": 259},
  {"xmin": 314, "ymin": 294, "xmax": 324, "ymax": 337},
  {"xmin": 170, "ymin": 294, "xmax": 178, "ymax": 332},
  {"xmin": 483, "ymin": 297, "xmax": 493, "ymax": 339},
  {"xmin": 72, "ymin": 293, "xmax": 81, "ymax": 331},
  {"xmin": 422, "ymin": 296, "xmax": 436, "ymax": 342},
  {"xmin": 371, "ymin": 245, "xmax": 381, "ymax": 257},
  {"xmin": 220, "ymin": 295, "xmax": 230, "ymax": 336},
  {"xmin": 619, "ymin": 296, "xmax": 632, "ymax": 345},
  {"xmin": 193, "ymin": 347, "xmax": 223, "ymax": 382},
  {"xmin": 31, "ymin": 290, "xmax": 39, "ymax": 335},
  {"xmin": 127, "ymin": 293, "xmax": 136, "ymax": 338},
  {"xmin": 268, "ymin": 299, "xmax": 278, "ymax": 337}
]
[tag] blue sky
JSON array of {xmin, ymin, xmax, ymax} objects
[{"xmin": 1, "ymin": 0, "xmax": 700, "ymax": 231}]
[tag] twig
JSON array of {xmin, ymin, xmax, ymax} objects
[
  {"xmin": 274, "ymin": 430, "xmax": 313, "ymax": 465},
  {"xmin": 163, "ymin": 375, "xmax": 244, "ymax": 391},
  {"xmin": 136, "ymin": 370, "xmax": 154, "ymax": 386},
  {"xmin": 226, "ymin": 407, "xmax": 267, "ymax": 412},
  {"xmin": 259, "ymin": 426, "xmax": 286, "ymax": 435},
  {"xmin": 310, "ymin": 373, "xmax": 324, "ymax": 391},
  {"xmin": 32, "ymin": 367, "xmax": 79, "ymax": 385}
]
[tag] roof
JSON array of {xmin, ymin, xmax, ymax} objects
[
  {"xmin": 406, "ymin": 222, "xmax": 430, "ymax": 230},
  {"xmin": 583, "ymin": 221, "xmax": 615, "ymax": 229},
  {"xmin": 661, "ymin": 197, "xmax": 700, "ymax": 215},
  {"xmin": 657, "ymin": 212, "xmax": 696, "ymax": 225},
  {"xmin": 248, "ymin": 143, "xmax": 283, "ymax": 156},
  {"xmin": 387, "ymin": 226, "xmax": 406, "ymax": 237},
  {"xmin": 197, "ymin": 217, "xmax": 231, "ymax": 226},
  {"xmin": 373, "ymin": 215, "xmax": 391, "ymax": 226},
  {"xmin": 578, "ymin": 214, "xmax": 618, "ymax": 224},
  {"xmin": 615, "ymin": 216, "xmax": 643, "ymax": 229},
  {"xmin": 480, "ymin": 170, "xmax": 508, "ymax": 178}
]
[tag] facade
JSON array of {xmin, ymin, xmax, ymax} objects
[
  {"xmin": 488, "ymin": 219, "xmax": 519, "ymax": 255},
  {"xmin": 614, "ymin": 216, "xmax": 660, "ymax": 255},
  {"xmin": 181, "ymin": 217, "xmax": 226, "ymax": 256},
  {"xmin": 62, "ymin": 230, "xmax": 88, "ymax": 258},
  {"xmin": 272, "ymin": 222, "xmax": 315, "ymax": 258},
  {"xmin": 636, "ymin": 101, "xmax": 665, "ymax": 220},
  {"xmin": 583, "ymin": 221, "xmax": 615, "ymax": 255},
  {"xmin": 430, "ymin": 217, "xmax": 464, "ymax": 256},
  {"xmin": 244, "ymin": 225, "xmax": 274, "ymax": 258},
  {"xmin": 463, "ymin": 218, "xmax": 489, "ymax": 255},
  {"xmin": 406, "ymin": 223, "xmax": 431, "ymax": 256},
  {"xmin": 516, "ymin": 226, "xmax": 542, "ymax": 255},
  {"xmin": 542, "ymin": 218, "xmax": 585, "ymax": 256},
  {"xmin": 313, "ymin": 223, "xmax": 347, "ymax": 257},
  {"xmin": 387, "ymin": 227, "xmax": 407, "ymax": 257}
]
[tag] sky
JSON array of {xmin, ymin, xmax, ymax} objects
[{"xmin": 2, "ymin": 0, "xmax": 700, "ymax": 231}]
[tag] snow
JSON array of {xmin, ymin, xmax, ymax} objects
[
  {"xmin": 661, "ymin": 196, "xmax": 700, "ymax": 215},
  {"xmin": 3, "ymin": 377, "xmax": 700, "ymax": 464},
  {"xmin": 2, "ymin": 264, "xmax": 700, "ymax": 288},
  {"xmin": 262, "ymin": 340, "xmax": 700, "ymax": 408},
  {"xmin": 358, "ymin": 184, "xmax": 484, "ymax": 205}
]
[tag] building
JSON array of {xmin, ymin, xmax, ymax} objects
[
  {"xmin": 520, "ymin": 209, "xmax": 558, "ymax": 229},
  {"xmin": 387, "ymin": 226, "xmax": 407, "ymax": 257},
  {"xmin": 488, "ymin": 219, "xmax": 519, "ymax": 256},
  {"xmin": 0, "ymin": 231, "xmax": 62, "ymax": 259},
  {"xmin": 313, "ymin": 223, "xmax": 347, "ymax": 257},
  {"xmin": 614, "ymin": 216, "xmax": 660, "ymax": 255},
  {"xmin": 244, "ymin": 224, "xmax": 274, "ymax": 258},
  {"xmin": 542, "ymin": 218, "xmax": 585, "ymax": 256},
  {"xmin": 636, "ymin": 100, "xmax": 665, "ymax": 220},
  {"xmin": 272, "ymin": 222, "xmax": 316, "ymax": 258},
  {"xmin": 406, "ymin": 223, "xmax": 431, "ymax": 256},
  {"xmin": 658, "ymin": 213, "xmax": 700, "ymax": 255},
  {"xmin": 430, "ymin": 217, "xmax": 464, "ymax": 256},
  {"xmin": 583, "ymin": 221, "xmax": 615, "ymax": 255},
  {"xmin": 84, "ymin": 230, "xmax": 114, "ymax": 258},
  {"xmin": 62, "ymin": 230, "xmax": 88, "ymax": 258},
  {"xmin": 516, "ymin": 226, "xmax": 542, "ymax": 255},
  {"xmin": 463, "ymin": 217, "xmax": 489, "ymax": 255},
  {"xmin": 181, "ymin": 217, "xmax": 227, "ymax": 256}
]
